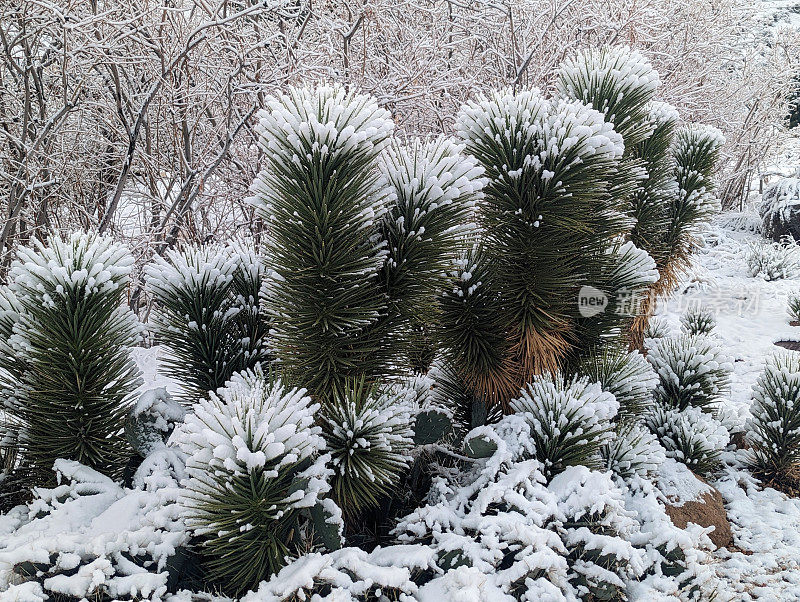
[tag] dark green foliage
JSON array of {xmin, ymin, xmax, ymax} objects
[
  {"xmin": 578, "ymin": 346, "xmax": 656, "ymax": 421},
  {"xmin": 511, "ymin": 373, "xmax": 617, "ymax": 480},
  {"xmin": 321, "ymin": 379, "xmax": 413, "ymax": 517},
  {"xmin": 788, "ymin": 291, "xmax": 800, "ymax": 322},
  {"xmin": 146, "ymin": 242, "xmax": 269, "ymax": 402},
  {"xmin": 647, "ymin": 334, "xmax": 731, "ymax": 413},
  {"xmin": 645, "ymin": 406, "xmax": 728, "ymax": 476},
  {"xmin": 0, "ymin": 233, "xmax": 141, "ymax": 486},
  {"xmin": 747, "ymin": 354, "xmax": 800, "ymax": 482},
  {"xmin": 177, "ymin": 368, "xmax": 334, "ymax": 595}
]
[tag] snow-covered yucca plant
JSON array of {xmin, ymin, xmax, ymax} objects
[
  {"xmin": 601, "ymin": 422, "xmax": 666, "ymax": 479},
  {"xmin": 0, "ymin": 233, "xmax": 141, "ymax": 485},
  {"xmin": 788, "ymin": 291, "xmax": 800, "ymax": 323},
  {"xmin": 681, "ymin": 306, "xmax": 716, "ymax": 335},
  {"xmin": 175, "ymin": 368, "xmax": 333, "ymax": 595},
  {"xmin": 643, "ymin": 315, "xmax": 671, "ymax": 340},
  {"xmin": 647, "ymin": 334, "xmax": 732, "ymax": 413},
  {"xmin": 251, "ymin": 86, "xmax": 482, "ymax": 400},
  {"xmin": 747, "ymin": 354, "xmax": 800, "ymax": 482},
  {"xmin": 443, "ymin": 85, "xmax": 648, "ymax": 406},
  {"xmin": 511, "ymin": 373, "xmax": 618, "ymax": 479},
  {"xmin": 578, "ymin": 347, "xmax": 657, "ymax": 421},
  {"xmin": 645, "ymin": 406, "xmax": 729, "ymax": 475},
  {"xmin": 746, "ymin": 238, "xmax": 800, "ymax": 281},
  {"xmin": 322, "ymin": 381, "xmax": 414, "ymax": 516},
  {"xmin": 146, "ymin": 242, "xmax": 269, "ymax": 402}
]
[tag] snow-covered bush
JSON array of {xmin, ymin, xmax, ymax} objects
[
  {"xmin": 173, "ymin": 367, "xmax": 336, "ymax": 595},
  {"xmin": 746, "ymin": 238, "xmax": 800, "ymax": 281},
  {"xmin": 0, "ymin": 459, "xmax": 188, "ymax": 601},
  {"xmin": 788, "ymin": 291, "xmax": 800, "ymax": 323},
  {"xmin": 0, "ymin": 233, "xmax": 141, "ymax": 486},
  {"xmin": 647, "ymin": 334, "xmax": 732, "ymax": 413},
  {"xmin": 645, "ymin": 406, "xmax": 729, "ymax": 476},
  {"xmin": 747, "ymin": 354, "xmax": 800, "ymax": 483},
  {"xmin": 601, "ymin": 422, "xmax": 666, "ymax": 480},
  {"xmin": 146, "ymin": 242, "xmax": 269, "ymax": 401},
  {"xmin": 322, "ymin": 382, "xmax": 414, "ymax": 516},
  {"xmin": 125, "ymin": 388, "xmax": 185, "ymax": 459},
  {"xmin": 578, "ymin": 347, "xmax": 657, "ymax": 421},
  {"xmin": 681, "ymin": 306, "xmax": 717, "ymax": 335},
  {"xmin": 396, "ymin": 415, "xmax": 649, "ymax": 600},
  {"xmin": 510, "ymin": 373, "xmax": 618, "ymax": 479}
]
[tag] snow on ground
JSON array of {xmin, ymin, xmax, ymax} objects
[{"xmin": 656, "ymin": 211, "xmax": 800, "ymax": 600}]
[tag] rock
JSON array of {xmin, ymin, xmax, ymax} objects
[
  {"xmin": 760, "ymin": 178, "xmax": 800, "ymax": 242},
  {"xmin": 664, "ymin": 485, "xmax": 733, "ymax": 549},
  {"xmin": 657, "ymin": 458, "xmax": 733, "ymax": 549}
]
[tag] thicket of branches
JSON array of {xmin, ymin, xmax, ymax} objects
[{"xmin": 1, "ymin": 0, "xmax": 797, "ymax": 304}]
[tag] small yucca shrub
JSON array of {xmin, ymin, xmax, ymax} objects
[
  {"xmin": 510, "ymin": 373, "xmax": 618, "ymax": 480},
  {"xmin": 146, "ymin": 242, "xmax": 269, "ymax": 401},
  {"xmin": 578, "ymin": 347, "xmax": 657, "ymax": 421},
  {"xmin": 0, "ymin": 233, "xmax": 141, "ymax": 486},
  {"xmin": 647, "ymin": 334, "xmax": 732, "ymax": 413},
  {"xmin": 788, "ymin": 291, "xmax": 800, "ymax": 322},
  {"xmin": 322, "ymin": 381, "xmax": 414, "ymax": 516},
  {"xmin": 601, "ymin": 422, "xmax": 666, "ymax": 479},
  {"xmin": 175, "ymin": 368, "xmax": 332, "ymax": 595},
  {"xmin": 645, "ymin": 406, "xmax": 729, "ymax": 476},
  {"xmin": 680, "ymin": 306, "xmax": 716, "ymax": 335},
  {"xmin": 747, "ymin": 355, "xmax": 800, "ymax": 483},
  {"xmin": 643, "ymin": 315, "xmax": 671, "ymax": 340},
  {"xmin": 746, "ymin": 239, "xmax": 800, "ymax": 281}
]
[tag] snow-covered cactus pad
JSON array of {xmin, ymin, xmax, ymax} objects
[
  {"xmin": 647, "ymin": 334, "xmax": 732, "ymax": 413},
  {"xmin": 510, "ymin": 373, "xmax": 618, "ymax": 479},
  {"xmin": 322, "ymin": 383, "xmax": 414, "ymax": 515},
  {"xmin": 556, "ymin": 45, "xmax": 660, "ymax": 145},
  {"xmin": 250, "ymin": 84, "xmax": 396, "ymax": 399},
  {"xmin": 680, "ymin": 306, "xmax": 716, "ymax": 335},
  {"xmin": 747, "ymin": 354, "xmax": 800, "ymax": 481},
  {"xmin": 146, "ymin": 243, "xmax": 269, "ymax": 401},
  {"xmin": 601, "ymin": 422, "xmax": 666, "ymax": 479},
  {"xmin": 174, "ymin": 367, "xmax": 332, "ymax": 595},
  {"xmin": 0, "ymin": 232, "xmax": 141, "ymax": 485},
  {"xmin": 645, "ymin": 406, "xmax": 729, "ymax": 476},
  {"xmin": 0, "ymin": 459, "xmax": 188, "ymax": 601},
  {"xmin": 578, "ymin": 347, "xmax": 657, "ymax": 421},
  {"xmin": 550, "ymin": 466, "xmax": 646, "ymax": 600}
]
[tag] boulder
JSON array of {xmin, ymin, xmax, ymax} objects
[
  {"xmin": 664, "ymin": 485, "xmax": 733, "ymax": 549},
  {"xmin": 760, "ymin": 177, "xmax": 800, "ymax": 242},
  {"xmin": 657, "ymin": 458, "xmax": 733, "ymax": 549}
]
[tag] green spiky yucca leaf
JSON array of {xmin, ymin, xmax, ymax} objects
[
  {"xmin": 251, "ymin": 85, "xmax": 394, "ymax": 399},
  {"xmin": 747, "ymin": 354, "xmax": 800, "ymax": 482},
  {"xmin": 680, "ymin": 306, "xmax": 716, "ymax": 336},
  {"xmin": 146, "ymin": 242, "xmax": 269, "ymax": 402},
  {"xmin": 0, "ymin": 233, "xmax": 141, "ymax": 486},
  {"xmin": 176, "ymin": 368, "xmax": 332, "ymax": 595},
  {"xmin": 645, "ymin": 406, "xmax": 729, "ymax": 476},
  {"xmin": 321, "ymin": 379, "xmax": 413, "ymax": 516}
]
